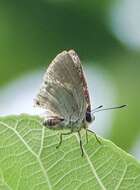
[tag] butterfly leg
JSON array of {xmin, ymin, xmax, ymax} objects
[
  {"xmin": 78, "ymin": 131, "xmax": 84, "ymax": 157},
  {"xmin": 56, "ymin": 131, "xmax": 72, "ymax": 149},
  {"xmin": 85, "ymin": 129, "xmax": 88, "ymax": 144},
  {"xmin": 87, "ymin": 129, "xmax": 101, "ymax": 144}
]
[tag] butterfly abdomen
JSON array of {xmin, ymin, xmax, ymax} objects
[{"xmin": 43, "ymin": 117, "xmax": 64, "ymax": 127}]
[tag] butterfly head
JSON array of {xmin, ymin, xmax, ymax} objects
[{"xmin": 86, "ymin": 111, "xmax": 95, "ymax": 123}]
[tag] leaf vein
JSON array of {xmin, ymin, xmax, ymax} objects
[{"xmin": 75, "ymin": 134, "xmax": 106, "ymax": 190}]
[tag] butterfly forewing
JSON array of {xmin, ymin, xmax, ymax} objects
[
  {"xmin": 68, "ymin": 50, "xmax": 91, "ymax": 113},
  {"xmin": 35, "ymin": 50, "xmax": 86, "ymax": 123}
]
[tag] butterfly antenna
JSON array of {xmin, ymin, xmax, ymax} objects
[
  {"xmin": 92, "ymin": 104, "xmax": 127, "ymax": 114},
  {"xmin": 92, "ymin": 105, "xmax": 103, "ymax": 112}
]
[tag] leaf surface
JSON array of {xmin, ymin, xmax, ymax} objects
[{"xmin": 0, "ymin": 115, "xmax": 140, "ymax": 190}]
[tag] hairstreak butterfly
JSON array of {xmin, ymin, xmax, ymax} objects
[{"xmin": 35, "ymin": 50, "xmax": 126, "ymax": 156}]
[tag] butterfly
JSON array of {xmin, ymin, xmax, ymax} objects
[{"xmin": 34, "ymin": 49, "xmax": 126, "ymax": 156}]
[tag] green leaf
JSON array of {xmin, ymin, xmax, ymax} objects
[{"xmin": 0, "ymin": 115, "xmax": 140, "ymax": 190}]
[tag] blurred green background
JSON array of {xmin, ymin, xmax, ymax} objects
[{"xmin": 0, "ymin": 0, "xmax": 140, "ymax": 158}]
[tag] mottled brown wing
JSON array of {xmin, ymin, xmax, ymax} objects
[
  {"xmin": 35, "ymin": 50, "xmax": 86, "ymax": 123},
  {"xmin": 68, "ymin": 49, "xmax": 91, "ymax": 113}
]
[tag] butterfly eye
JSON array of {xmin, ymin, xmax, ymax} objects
[
  {"xmin": 86, "ymin": 111, "xmax": 95, "ymax": 123},
  {"xmin": 86, "ymin": 112, "xmax": 92, "ymax": 123}
]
